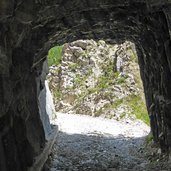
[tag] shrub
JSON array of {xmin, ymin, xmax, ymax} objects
[{"xmin": 48, "ymin": 46, "xmax": 63, "ymax": 66}]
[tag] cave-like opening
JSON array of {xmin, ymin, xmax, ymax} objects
[
  {"xmin": 44, "ymin": 39, "xmax": 151, "ymax": 170},
  {"xmin": 47, "ymin": 39, "xmax": 149, "ymax": 125},
  {"xmin": 0, "ymin": 1, "xmax": 171, "ymax": 171}
]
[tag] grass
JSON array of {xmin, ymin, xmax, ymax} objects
[
  {"xmin": 74, "ymin": 74, "xmax": 82, "ymax": 86},
  {"xmin": 127, "ymin": 94, "xmax": 150, "ymax": 125},
  {"xmin": 116, "ymin": 76, "xmax": 126, "ymax": 84},
  {"xmin": 53, "ymin": 88, "xmax": 61, "ymax": 99},
  {"xmin": 145, "ymin": 132, "xmax": 153, "ymax": 145},
  {"xmin": 98, "ymin": 76, "xmax": 110, "ymax": 89},
  {"xmin": 94, "ymin": 108, "xmax": 103, "ymax": 117},
  {"xmin": 127, "ymin": 47, "xmax": 138, "ymax": 62},
  {"xmin": 48, "ymin": 45, "xmax": 63, "ymax": 66},
  {"xmin": 104, "ymin": 94, "xmax": 150, "ymax": 125},
  {"xmin": 68, "ymin": 63, "xmax": 80, "ymax": 71},
  {"xmin": 111, "ymin": 98, "xmax": 124, "ymax": 108},
  {"xmin": 87, "ymin": 87, "xmax": 100, "ymax": 94}
]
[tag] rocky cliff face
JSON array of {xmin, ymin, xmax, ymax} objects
[
  {"xmin": 0, "ymin": 0, "xmax": 171, "ymax": 170},
  {"xmin": 48, "ymin": 40, "xmax": 148, "ymax": 122}
]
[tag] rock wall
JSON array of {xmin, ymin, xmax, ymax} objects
[
  {"xmin": 43, "ymin": 0, "xmax": 171, "ymax": 151},
  {"xmin": 48, "ymin": 40, "xmax": 147, "ymax": 123},
  {"xmin": 0, "ymin": 1, "xmax": 52, "ymax": 171},
  {"xmin": 0, "ymin": 0, "xmax": 171, "ymax": 170}
]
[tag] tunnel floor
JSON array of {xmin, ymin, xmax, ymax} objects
[{"xmin": 41, "ymin": 113, "xmax": 171, "ymax": 171}]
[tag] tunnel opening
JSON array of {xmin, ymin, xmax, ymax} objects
[
  {"xmin": 43, "ymin": 39, "xmax": 152, "ymax": 170},
  {"xmin": 0, "ymin": 1, "xmax": 171, "ymax": 171},
  {"xmin": 47, "ymin": 39, "xmax": 149, "ymax": 125}
]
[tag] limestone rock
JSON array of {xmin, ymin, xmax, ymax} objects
[{"xmin": 48, "ymin": 40, "xmax": 145, "ymax": 120}]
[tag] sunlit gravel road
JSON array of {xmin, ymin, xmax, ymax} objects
[{"xmin": 46, "ymin": 113, "xmax": 151, "ymax": 171}]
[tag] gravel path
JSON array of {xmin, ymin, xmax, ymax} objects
[{"xmin": 45, "ymin": 113, "xmax": 151, "ymax": 171}]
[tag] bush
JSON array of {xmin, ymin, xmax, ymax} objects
[{"xmin": 48, "ymin": 46, "xmax": 63, "ymax": 66}]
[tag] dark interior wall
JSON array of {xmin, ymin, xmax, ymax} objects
[
  {"xmin": 137, "ymin": 11, "xmax": 171, "ymax": 150},
  {"xmin": 0, "ymin": 1, "xmax": 47, "ymax": 171},
  {"xmin": 0, "ymin": 0, "xmax": 171, "ymax": 170}
]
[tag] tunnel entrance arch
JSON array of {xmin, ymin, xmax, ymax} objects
[
  {"xmin": 44, "ymin": 38, "xmax": 153, "ymax": 171},
  {"xmin": 39, "ymin": 2, "xmax": 171, "ymax": 151},
  {"xmin": 0, "ymin": 0, "xmax": 171, "ymax": 170},
  {"xmin": 47, "ymin": 39, "xmax": 149, "ymax": 124}
]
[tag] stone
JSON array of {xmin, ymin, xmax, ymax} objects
[
  {"xmin": 157, "ymin": 148, "xmax": 162, "ymax": 155},
  {"xmin": 49, "ymin": 40, "xmax": 143, "ymax": 119},
  {"xmin": 0, "ymin": 0, "xmax": 171, "ymax": 170},
  {"xmin": 45, "ymin": 81, "xmax": 56, "ymax": 120},
  {"xmin": 39, "ymin": 82, "xmax": 52, "ymax": 140}
]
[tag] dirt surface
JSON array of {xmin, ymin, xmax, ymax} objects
[{"xmin": 42, "ymin": 113, "xmax": 163, "ymax": 171}]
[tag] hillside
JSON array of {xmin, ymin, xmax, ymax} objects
[{"xmin": 48, "ymin": 40, "xmax": 149, "ymax": 124}]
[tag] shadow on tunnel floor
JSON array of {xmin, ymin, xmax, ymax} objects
[{"xmin": 43, "ymin": 130, "xmax": 158, "ymax": 171}]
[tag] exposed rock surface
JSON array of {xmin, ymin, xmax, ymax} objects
[
  {"xmin": 0, "ymin": 0, "xmax": 171, "ymax": 170},
  {"xmin": 48, "ymin": 40, "xmax": 147, "ymax": 122}
]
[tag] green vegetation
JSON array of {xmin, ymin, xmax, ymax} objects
[
  {"xmin": 114, "ymin": 71, "xmax": 120, "ymax": 78},
  {"xmin": 81, "ymin": 51, "xmax": 89, "ymax": 58},
  {"xmin": 87, "ymin": 87, "xmax": 100, "ymax": 94},
  {"xmin": 48, "ymin": 46, "xmax": 63, "ymax": 66},
  {"xmin": 127, "ymin": 47, "xmax": 137, "ymax": 62},
  {"xmin": 105, "ymin": 62, "xmax": 114, "ymax": 77},
  {"xmin": 73, "ymin": 69, "xmax": 92, "ymax": 88},
  {"xmin": 48, "ymin": 41, "xmax": 149, "ymax": 125},
  {"xmin": 122, "ymin": 95, "xmax": 149, "ymax": 125},
  {"xmin": 120, "ymin": 112, "xmax": 127, "ymax": 119},
  {"xmin": 127, "ymin": 94, "xmax": 149, "ymax": 125},
  {"xmin": 111, "ymin": 98, "xmax": 124, "ymax": 108},
  {"xmin": 116, "ymin": 76, "xmax": 126, "ymax": 84},
  {"xmin": 97, "ymin": 63, "xmax": 116, "ymax": 89},
  {"xmin": 98, "ymin": 76, "xmax": 110, "ymax": 89},
  {"xmin": 74, "ymin": 74, "xmax": 82, "ymax": 85},
  {"xmin": 145, "ymin": 132, "xmax": 153, "ymax": 145},
  {"xmin": 94, "ymin": 108, "xmax": 103, "ymax": 117},
  {"xmin": 68, "ymin": 63, "xmax": 80, "ymax": 71},
  {"xmin": 102, "ymin": 94, "xmax": 149, "ymax": 125},
  {"xmin": 53, "ymin": 88, "xmax": 61, "ymax": 99}
]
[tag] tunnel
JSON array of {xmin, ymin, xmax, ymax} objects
[{"xmin": 0, "ymin": 0, "xmax": 171, "ymax": 170}]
